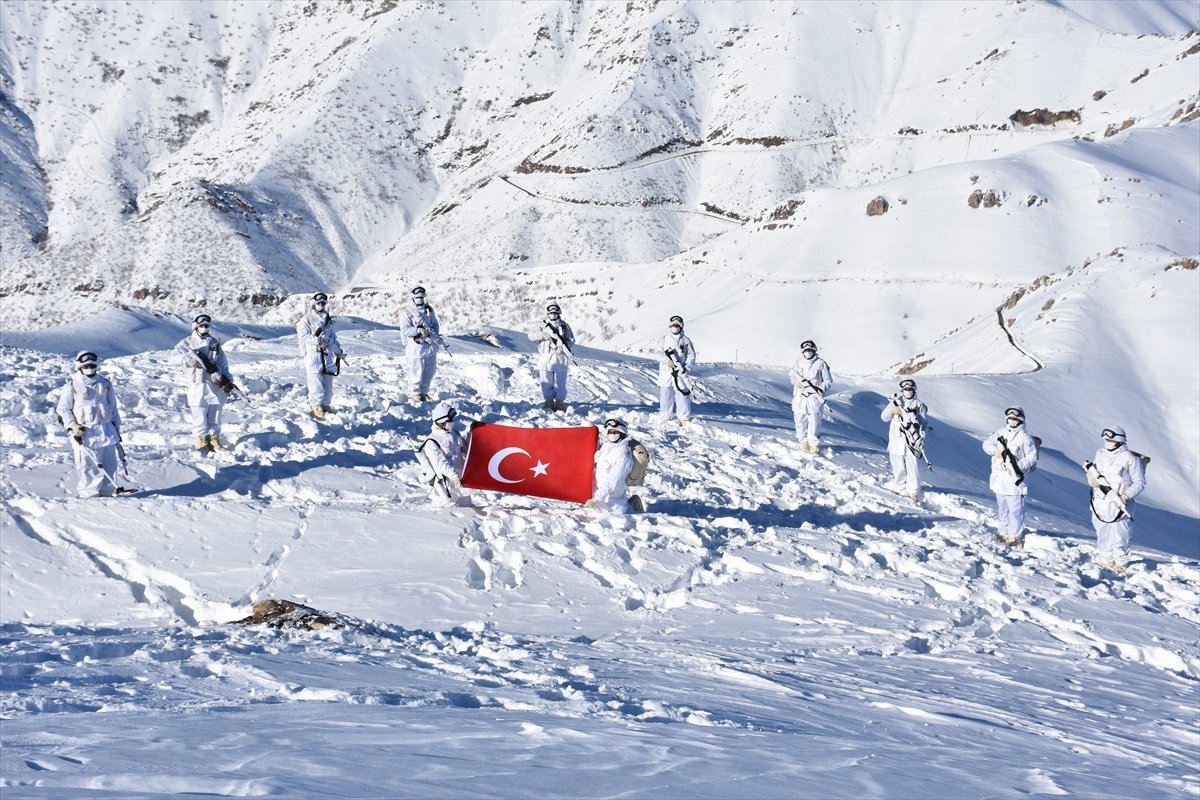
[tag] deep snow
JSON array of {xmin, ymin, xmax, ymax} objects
[{"xmin": 1, "ymin": 313, "xmax": 1196, "ymax": 797}]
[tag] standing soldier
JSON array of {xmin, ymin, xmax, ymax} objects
[
  {"xmin": 415, "ymin": 401, "xmax": 469, "ymax": 505},
  {"xmin": 399, "ymin": 286, "xmax": 441, "ymax": 402},
  {"xmin": 982, "ymin": 406, "xmax": 1039, "ymax": 546},
  {"xmin": 657, "ymin": 315, "xmax": 697, "ymax": 426},
  {"xmin": 175, "ymin": 313, "xmax": 236, "ymax": 452},
  {"xmin": 56, "ymin": 351, "xmax": 123, "ymax": 498},
  {"xmin": 297, "ymin": 292, "xmax": 346, "ymax": 419},
  {"xmin": 881, "ymin": 378, "xmax": 928, "ymax": 499},
  {"xmin": 587, "ymin": 418, "xmax": 635, "ymax": 513},
  {"xmin": 789, "ymin": 339, "xmax": 832, "ymax": 453},
  {"xmin": 531, "ymin": 302, "xmax": 575, "ymax": 411},
  {"xmin": 1084, "ymin": 425, "xmax": 1147, "ymax": 572}
]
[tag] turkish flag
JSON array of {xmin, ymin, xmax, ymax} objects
[{"xmin": 461, "ymin": 423, "xmax": 598, "ymax": 504}]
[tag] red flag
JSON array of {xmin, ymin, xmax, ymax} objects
[{"xmin": 461, "ymin": 423, "xmax": 597, "ymax": 504}]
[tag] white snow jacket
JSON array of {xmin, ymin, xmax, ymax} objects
[
  {"xmin": 418, "ymin": 425, "xmax": 468, "ymax": 482},
  {"xmin": 592, "ymin": 438, "xmax": 634, "ymax": 512},
  {"xmin": 982, "ymin": 424, "xmax": 1039, "ymax": 495},
  {"xmin": 174, "ymin": 331, "xmax": 232, "ymax": 406},
  {"xmin": 790, "ymin": 355, "xmax": 832, "ymax": 401},
  {"xmin": 882, "ymin": 394, "xmax": 927, "ymax": 447},
  {"xmin": 531, "ymin": 318, "xmax": 575, "ymax": 370},
  {"xmin": 56, "ymin": 372, "xmax": 121, "ymax": 448},
  {"xmin": 657, "ymin": 332, "xmax": 697, "ymax": 389},
  {"xmin": 400, "ymin": 302, "xmax": 441, "ymax": 359},
  {"xmin": 297, "ymin": 309, "xmax": 344, "ymax": 374},
  {"xmin": 1088, "ymin": 443, "xmax": 1146, "ymax": 520}
]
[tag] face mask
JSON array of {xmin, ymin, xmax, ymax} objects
[
  {"xmin": 669, "ymin": 326, "xmax": 681, "ymax": 334},
  {"xmin": 607, "ymin": 432, "xmax": 622, "ymax": 443},
  {"xmin": 1007, "ymin": 419, "xmax": 1020, "ymax": 428},
  {"xmin": 196, "ymin": 325, "xmax": 210, "ymax": 335},
  {"xmin": 1105, "ymin": 439, "xmax": 1121, "ymax": 450},
  {"xmin": 81, "ymin": 366, "xmax": 97, "ymax": 377},
  {"xmin": 803, "ymin": 351, "xmax": 816, "ymax": 361},
  {"xmin": 902, "ymin": 390, "xmax": 914, "ymax": 399},
  {"xmin": 414, "ymin": 297, "xmax": 426, "ymax": 306}
]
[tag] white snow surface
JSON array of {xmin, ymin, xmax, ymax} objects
[
  {"xmin": 1, "ymin": 1, "xmax": 1199, "ymax": 796},
  {"xmin": 1, "ymin": 315, "xmax": 1197, "ymax": 798}
]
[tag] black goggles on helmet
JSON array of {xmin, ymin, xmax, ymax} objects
[
  {"xmin": 1101, "ymin": 429, "xmax": 1121, "ymax": 440},
  {"xmin": 77, "ymin": 352, "xmax": 99, "ymax": 365}
]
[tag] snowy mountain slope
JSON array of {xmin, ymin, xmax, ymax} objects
[
  {"xmin": 1, "ymin": 319, "xmax": 1197, "ymax": 796},
  {"xmin": 1, "ymin": 1, "xmax": 1196, "ymax": 364}
]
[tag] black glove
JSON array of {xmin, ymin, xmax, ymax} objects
[
  {"xmin": 69, "ymin": 422, "xmax": 85, "ymax": 443},
  {"xmin": 216, "ymin": 375, "xmax": 235, "ymax": 395}
]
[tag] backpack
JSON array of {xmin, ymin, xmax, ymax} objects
[
  {"xmin": 1028, "ymin": 435, "xmax": 1041, "ymax": 474},
  {"xmin": 626, "ymin": 439, "xmax": 650, "ymax": 487}
]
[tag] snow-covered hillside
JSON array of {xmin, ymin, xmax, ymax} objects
[
  {"xmin": 1, "ymin": 1, "xmax": 1198, "ymax": 795},
  {"xmin": 1, "ymin": 316, "xmax": 1197, "ymax": 796},
  {"xmin": 2, "ymin": 1, "xmax": 1196, "ymax": 344}
]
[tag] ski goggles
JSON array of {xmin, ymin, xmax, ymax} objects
[
  {"xmin": 603, "ymin": 418, "xmax": 628, "ymax": 435},
  {"xmin": 899, "ymin": 379, "xmax": 916, "ymax": 390},
  {"xmin": 1101, "ymin": 428, "xmax": 1125, "ymax": 442},
  {"xmin": 76, "ymin": 351, "xmax": 99, "ymax": 366},
  {"xmin": 312, "ymin": 293, "xmax": 329, "ymax": 306}
]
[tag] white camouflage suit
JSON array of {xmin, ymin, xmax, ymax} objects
[
  {"xmin": 592, "ymin": 436, "xmax": 634, "ymax": 513},
  {"xmin": 399, "ymin": 300, "xmax": 441, "ymax": 399},
  {"xmin": 297, "ymin": 303, "xmax": 345, "ymax": 412},
  {"xmin": 173, "ymin": 327, "xmax": 232, "ymax": 442},
  {"xmin": 417, "ymin": 415, "xmax": 468, "ymax": 505},
  {"xmin": 881, "ymin": 390, "xmax": 928, "ymax": 495},
  {"xmin": 657, "ymin": 324, "xmax": 697, "ymax": 422},
  {"xmin": 56, "ymin": 360, "xmax": 123, "ymax": 498},
  {"xmin": 530, "ymin": 313, "xmax": 575, "ymax": 408},
  {"xmin": 1086, "ymin": 436, "xmax": 1147, "ymax": 567},
  {"xmin": 789, "ymin": 347, "xmax": 832, "ymax": 449},
  {"xmin": 982, "ymin": 416, "xmax": 1039, "ymax": 541}
]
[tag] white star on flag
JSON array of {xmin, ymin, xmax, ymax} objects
[{"xmin": 530, "ymin": 460, "xmax": 550, "ymax": 477}]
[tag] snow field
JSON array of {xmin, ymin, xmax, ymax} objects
[{"xmin": 2, "ymin": 318, "xmax": 1197, "ymax": 796}]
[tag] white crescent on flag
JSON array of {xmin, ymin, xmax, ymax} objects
[{"xmin": 487, "ymin": 447, "xmax": 529, "ymax": 484}]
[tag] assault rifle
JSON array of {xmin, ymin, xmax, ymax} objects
[
  {"xmin": 194, "ymin": 345, "xmax": 240, "ymax": 396},
  {"xmin": 1084, "ymin": 460, "xmax": 1132, "ymax": 521},
  {"xmin": 996, "ymin": 435, "xmax": 1025, "ymax": 486},
  {"xmin": 892, "ymin": 396, "xmax": 933, "ymax": 471},
  {"xmin": 544, "ymin": 320, "xmax": 577, "ymax": 366},
  {"xmin": 664, "ymin": 348, "xmax": 693, "ymax": 396}
]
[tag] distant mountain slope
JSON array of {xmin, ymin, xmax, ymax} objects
[{"xmin": 1, "ymin": 1, "xmax": 1196, "ymax": 371}]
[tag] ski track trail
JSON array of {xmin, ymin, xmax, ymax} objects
[{"xmin": 1, "ymin": 330, "xmax": 1197, "ymax": 792}]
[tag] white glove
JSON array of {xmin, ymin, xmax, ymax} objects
[
  {"xmin": 1120, "ymin": 492, "xmax": 1130, "ymax": 504},
  {"xmin": 68, "ymin": 422, "xmax": 86, "ymax": 442},
  {"xmin": 1086, "ymin": 471, "xmax": 1100, "ymax": 489},
  {"xmin": 584, "ymin": 498, "xmax": 599, "ymax": 509},
  {"xmin": 447, "ymin": 475, "xmax": 462, "ymax": 490},
  {"xmin": 189, "ymin": 357, "xmax": 200, "ymax": 367}
]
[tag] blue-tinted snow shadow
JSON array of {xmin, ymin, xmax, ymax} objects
[
  {"xmin": 646, "ymin": 499, "xmax": 944, "ymax": 535},
  {"xmin": 136, "ymin": 413, "xmax": 425, "ymax": 500}
]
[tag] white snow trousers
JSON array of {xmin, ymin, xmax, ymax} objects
[
  {"xmin": 994, "ymin": 493, "xmax": 1026, "ymax": 539},
  {"xmin": 660, "ymin": 385, "xmax": 692, "ymax": 421},
  {"xmin": 407, "ymin": 353, "xmax": 437, "ymax": 395},
  {"xmin": 792, "ymin": 395, "xmax": 824, "ymax": 446},
  {"xmin": 888, "ymin": 440, "xmax": 920, "ymax": 494},
  {"xmin": 306, "ymin": 369, "xmax": 334, "ymax": 408},
  {"xmin": 540, "ymin": 364, "xmax": 568, "ymax": 403},
  {"xmin": 72, "ymin": 440, "xmax": 118, "ymax": 498},
  {"xmin": 189, "ymin": 404, "xmax": 223, "ymax": 438},
  {"xmin": 1093, "ymin": 518, "xmax": 1132, "ymax": 564}
]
